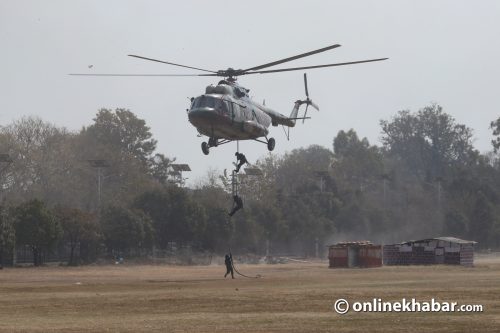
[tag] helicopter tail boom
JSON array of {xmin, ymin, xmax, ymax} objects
[
  {"xmin": 285, "ymin": 101, "xmax": 302, "ymax": 127},
  {"xmin": 259, "ymin": 73, "xmax": 319, "ymax": 128}
]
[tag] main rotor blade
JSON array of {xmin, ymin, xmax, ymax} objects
[
  {"xmin": 243, "ymin": 58, "xmax": 389, "ymax": 75},
  {"xmin": 241, "ymin": 44, "xmax": 341, "ymax": 73},
  {"xmin": 128, "ymin": 55, "xmax": 218, "ymax": 74},
  {"xmin": 69, "ymin": 73, "xmax": 217, "ymax": 76}
]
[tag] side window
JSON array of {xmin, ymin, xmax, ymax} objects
[
  {"xmin": 191, "ymin": 97, "xmax": 200, "ymax": 109},
  {"xmin": 244, "ymin": 108, "xmax": 251, "ymax": 119},
  {"xmin": 252, "ymin": 109, "xmax": 257, "ymax": 121},
  {"xmin": 232, "ymin": 103, "xmax": 239, "ymax": 120},
  {"xmin": 217, "ymin": 98, "xmax": 228, "ymax": 114},
  {"xmin": 223, "ymin": 101, "xmax": 231, "ymax": 115}
]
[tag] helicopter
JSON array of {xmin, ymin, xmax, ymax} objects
[
  {"xmin": 190, "ymin": 73, "xmax": 316, "ymax": 155},
  {"xmin": 71, "ymin": 44, "xmax": 387, "ymax": 155}
]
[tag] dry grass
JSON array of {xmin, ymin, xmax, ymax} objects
[{"xmin": 0, "ymin": 255, "xmax": 499, "ymax": 332}]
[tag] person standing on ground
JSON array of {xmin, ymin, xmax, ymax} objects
[{"xmin": 224, "ymin": 253, "xmax": 234, "ymax": 279}]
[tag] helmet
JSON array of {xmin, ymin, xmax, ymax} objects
[{"xmin": 235, "ymin": 152, "xmax": 238, "ymax": 156}]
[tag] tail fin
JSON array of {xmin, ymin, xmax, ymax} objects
[{"xmin": 288, "ymin": 101, "xmax": 302, "ymax": 126}]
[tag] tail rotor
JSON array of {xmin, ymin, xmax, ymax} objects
[{"xmin": 302, "ymin": 73, "xmax": 319, "ymax": 123}]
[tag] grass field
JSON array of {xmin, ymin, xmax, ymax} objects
[{"xmin": 0, "ymin": 255, "xmax": 499, "ymax": 332}]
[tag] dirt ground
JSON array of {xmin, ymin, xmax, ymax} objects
[{"xmin": 0, "ymin": 255, "xmax": 499, "ymax": 333}]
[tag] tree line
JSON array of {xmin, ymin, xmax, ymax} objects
[{"xmin": 1, "ymin": 104, "xmax": 499, "ymax": 266}]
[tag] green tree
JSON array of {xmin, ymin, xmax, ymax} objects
[
  {"xmin": 276, "ymin": 145, "xmax": 333, "ymax": 195},
  {"xmin": 0, "ymin": 117, "xmax": 77, "ymax": 206},
  {"xmin": 148, "ymin": 153, "xmax": 175, "ymax": 185},
  {"xmin": 134, "ymin": 187, "xmax": 204, "ymax": 249},
  {"xmin": 54, "ymin": 207, "xmax": 100, "ymax": 266},
  {"xmin": 14, "ymin": 200, "xmax": 62, "ymax": 266},
  {"xmin": 84, "ymin": 108, "xmax": 157, "ymax": 164},
  {"xmin": 469, "ymin": 192, "xmax": 495, "ymax": 247},
  {"xmin": 199, "ymin": 206, "xmax": 232, "ymax": 252},
  {"xmin": 100, "ymin": 205, "xmax": 154, "ymax": 254},
  {"xmin": 490, "ymin": 117, "xmax": 500, "ymax": 153},
  {"xmin": 77, "ymin": 109, "xmax": 167, "ymax": 207},
  {"xmin": 380, "ymin": 104, "xmax": 476, "ymax": 181},
  {"xmin": 330, "ymin": 130, "xmax": 394, "ymax": 238},
  {"xmin": 0, "ymin": 206, "xmax": 15, "ymax": 268},
  {"xmin": 443, "ymin": 211, "xmax": 468, "ymax": 238},
  {"xmin": 332, "ymin": 129, "xmax": 384, "ymax": 189}
]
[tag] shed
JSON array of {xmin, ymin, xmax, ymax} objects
[
  {"xmin": 383, "ymin": 237, "xmax": 476, "ymax": 267},
  {"xmin": 328, "ymin": 241, "xmax": 382, "ymax": 268}
]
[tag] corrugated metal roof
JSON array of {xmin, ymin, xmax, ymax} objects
[
  {"xmin": 328, "ymin": 241, "xmax": 374, "ymax": 247},
  {"xmin": 400, "ymin": 237, "xmax": 476, "ymax": 245}
]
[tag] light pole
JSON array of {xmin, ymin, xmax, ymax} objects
[
  {"xmin": 0, "ymin": 154, "xmax": 12, "ymax": 268},
  {"xmin": 423, "ymin": 177, "xmax": 443, "ymax": 212},
  {"xmin": 87, "ymin": 159, "xmax": 110, "ymax": 209},
  {"xmin": 314, "ymin": 171, "xmax": 329, "ymax": 193},
  {"xmin": 435, "ymin": 176, "xmax": 443, "ymax": 212},
  {"xmin": 381, "ymin": 173, "xmax": 391, "ymax": 211},
  {"xmin": 0, "ymin": 154, "xmax": 13, "ymax": 203},
  {"xmin": 170, "ymin": 164, "xmax": 192, "ymax": 187}
]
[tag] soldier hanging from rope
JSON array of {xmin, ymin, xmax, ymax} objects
[
  {"xmin": 234, "ymin": 152, "xmax": 249, "ymax": 173},
  {"xmin": 228, "ymin": 194, "xmax": 243, "ymax": 217},
  {"xmin": 228, "ymin": 168, "xmax": 243, "ymax": 217}
]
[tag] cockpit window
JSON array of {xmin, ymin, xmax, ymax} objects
[
  {"xmin": 192, "ymin": 96, "xmax": 220, "ymax": 109},
  {"xmin": 191, "ymin": 96, "xmax": 231, "ymax": 116}
]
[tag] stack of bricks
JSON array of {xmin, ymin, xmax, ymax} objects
[
  {"xmin": 412, "ymin": 246, "xmax": 435, "ymax": 264},
  {"xmin": 383, "ymin": 241, "xmax": 475, "ymax": 267},
  {"xmin": 383, "ymin": 245, "xmax": 402, "ymax": 265},
  {"xmin": 459, "ymin": 244, "xmax": 474, "ymax": 267}
]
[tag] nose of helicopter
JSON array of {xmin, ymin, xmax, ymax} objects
[{"xmin": 188, "ymin": 107, "xmax": 219, "ymax": 127}]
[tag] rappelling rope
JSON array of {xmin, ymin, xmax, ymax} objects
[
  {"xmin": 281, "ymin": 257, "xmax": 313, "ymax": 263},
  {"xmin": 229, "ymin": 249, "xmax": 261, "ymax": 279}
]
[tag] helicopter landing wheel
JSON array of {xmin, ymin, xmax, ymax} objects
[
  {"xmin": 208, "ymin": 137, "xmax": 217, "ymax": 147},
  {"xmin": 201, "ymin": 142, "xmax": 210, "ymax": 155},
  {"xmin": 267, "ymin": 137, "xmax": 276, "ymax": 151}
]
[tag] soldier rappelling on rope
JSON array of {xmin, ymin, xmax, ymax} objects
[
  {"xmin": 234, "ymin": 152, "xmax": 248, "ymax": 173},
  {"xmin": 228, "ymin": 168, "xmax": 243, "ymax": 216},
  {"xmin": 228, "ymin": 150, "xmax": 245, "ymax": 217},
  {"xmin": 228, "ymin": 194, "xmax": 243, "ymax": 217}
]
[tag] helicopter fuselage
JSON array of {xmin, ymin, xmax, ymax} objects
[{"xmin": 188, "ymin": 82, "xmax": 282, "ymax": 141}]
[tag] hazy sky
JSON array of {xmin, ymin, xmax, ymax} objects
[{"xmin": 1, "ymin": 0, "xmax": 499, "ymax": 185}]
